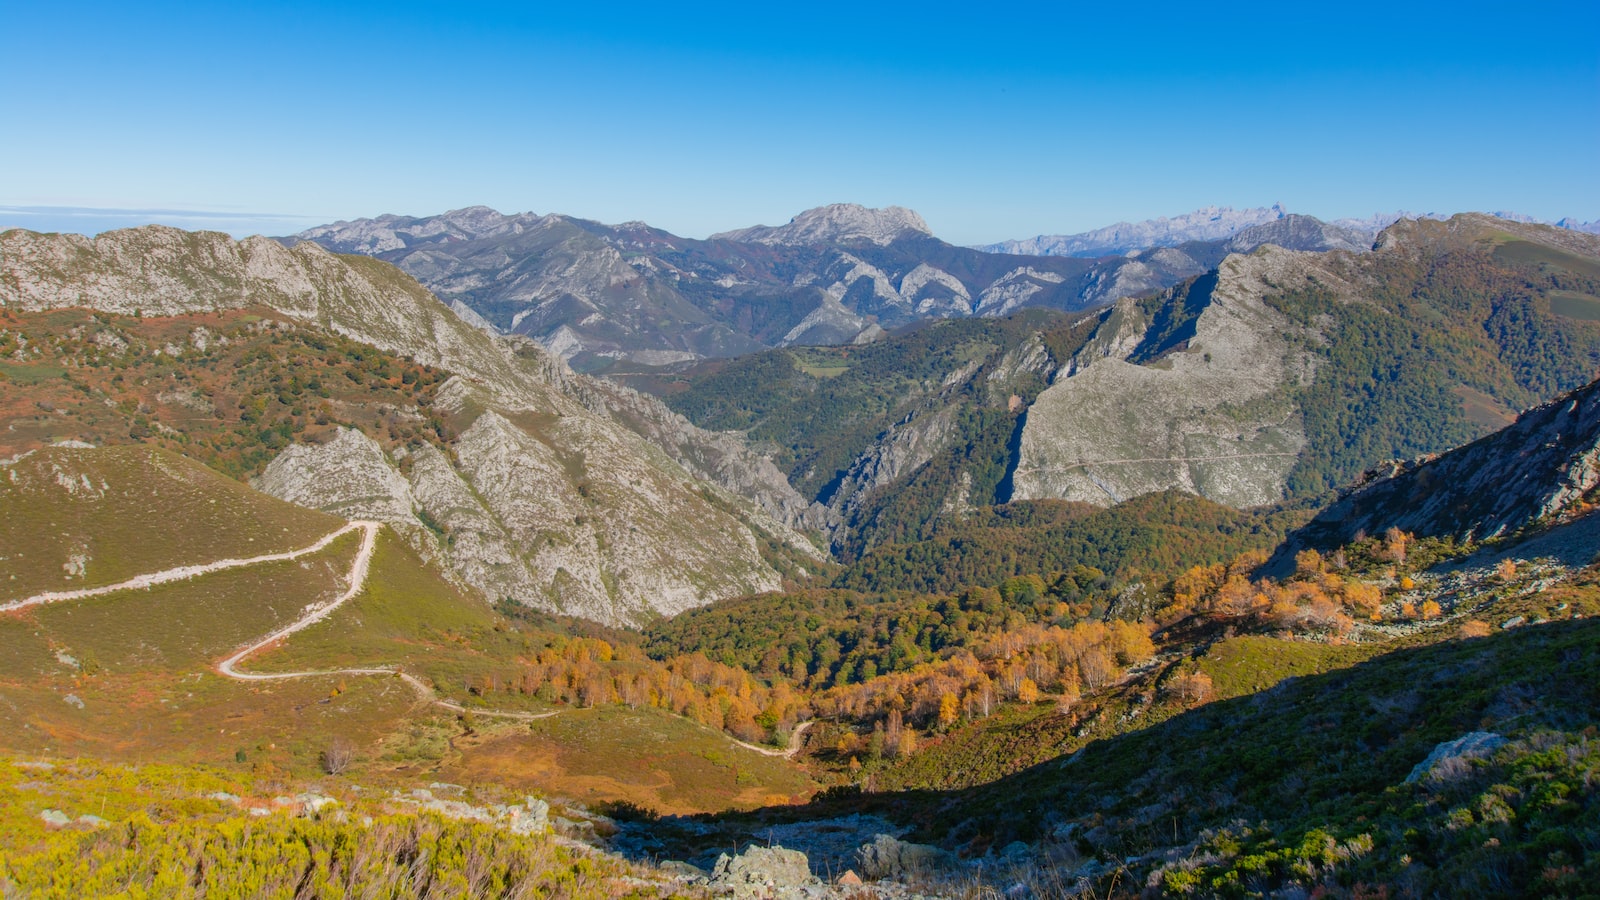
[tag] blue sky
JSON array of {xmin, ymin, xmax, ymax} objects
[{"xmin": 2, "ymin": 1, "xmax": 1596, "ymax": 245}]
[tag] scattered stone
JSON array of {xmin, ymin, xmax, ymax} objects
[
  {"xmin": 296, "ymin": 793, "xmax": 338, "ymax": 813},
  {"xmin": 1406, "ymin": 732, "xmax": 1509, "ymax": 783},
  {"xmin": 509, "ymin": 798, "xmax": 550, "ymax": 835},
  {"xmin": 1501, "ymin": 616, "xmax": 1526, "ymax": 629},
  {"xmin": 837, "ymin": 869, "xmax": 863, "ymax": 886},
  {"xmin": 39, "ymin": 809, "xmax": 71, "ymax": 827},
  {"xmin": 207, "ymin": 792, "xmax": 241, "ymax": 804},
  {"xmin": 657, "ymin": 860, "xmax": 708, "ymax": 882},
  {"xmin": 418, "ymin": 798, "xmax": 494, "ymax": 823},
  {"xmin": 1001, "ymin": 841, "xmax": 1031, "ymax": 860},
  {"xmin": 14, "ymin": 761, "xmax": 54, "ymax": 771},
  {"xmin": 62, "ymin": 694, "xmax": 85, "ymax": 710},
  {"xmin": 710, "ymin": 845, "xmax": 815, "ymax": 897},
  {"xmin": 553, "ymin": 816, "xmax": 596, "ymax": 840},
  {"xmin": 77, "ymin": 814, "xmax": 110, "ymax": 828}
]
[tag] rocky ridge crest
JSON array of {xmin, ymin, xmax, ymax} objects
[{"xmin": 1278, "ymin": 376, "xmax": 1600, "ymax": 557}]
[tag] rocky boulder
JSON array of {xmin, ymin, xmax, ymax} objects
[
  {"xmin": 709, "ymin": 845, "xmax": 816, "ymax": 897},
  {"xmin": 855, "ymin": 834, "xmax": 952, "ymax": 881}
]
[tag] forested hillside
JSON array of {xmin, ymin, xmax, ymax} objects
[{"xmin": 1270, "ymin": 228, "xmax": 1600, "ymax": 494}]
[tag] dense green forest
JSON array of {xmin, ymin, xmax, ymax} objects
[{"xmin": 834, "ymin": 491, "xmax": 1312, "ymax": 595}]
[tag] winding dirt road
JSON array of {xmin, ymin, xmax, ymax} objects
[
  {"xmin": 727, "ymin": 719, "xmax": 815, "ymax": 759},
  {"xmin": 3, "ymin": 521, "xmax": 555, "ymax": 723}
]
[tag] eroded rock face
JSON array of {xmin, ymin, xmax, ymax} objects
[
  {"xmin": 255, "ymin": 429, "xmax": 420, "ymax": 526},
  {"xmin": 1010, "ymin": 248, "xmax": 1324, "ymax": 508},
  {"xmin": 855, "ymin": 834, "xmax": 953, "ymax": 881}
]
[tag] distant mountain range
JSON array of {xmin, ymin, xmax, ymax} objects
[
  {"xmin": 981, "ymin": 204, "xmax": 1600, "ymax": 258},
  {"xmin": 284, "ymin": 204, "xmax": 1386, "ymax": 371}
]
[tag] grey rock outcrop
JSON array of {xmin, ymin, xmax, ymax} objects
[
  {"xmin": 856, "ymin": 834, "xmax": 953, "ymax": 881},
  {"xmin": 509, "ymin": 797, "xmax": 550, "ymax": 835},
  {"xmin": 256, "ymin": 428, "xmax": 421, "ymax": 528},
  {"xmin": 710, "ymin": 845, "xmax": 817, "ymax": 897},
  {"xmin": 1405, "ymin": 732, "xmax": 1508, "ymax": 784}
]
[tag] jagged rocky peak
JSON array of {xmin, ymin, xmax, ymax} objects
[{"xmin": 711, "ymin": 203, "xmax": 933, "ymax": 246}]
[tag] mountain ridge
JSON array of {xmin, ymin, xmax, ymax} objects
[
  {"xmin": 0, "ymin": 225, "xmax": 821, "ymax": 624},
  {"xmin": 281, "ymin": 204, "xmax": 1378, "ymax": 372}
]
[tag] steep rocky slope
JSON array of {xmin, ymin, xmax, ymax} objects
[
  {"xmin": 0, "ymin": 226, "xmax": 819, "ymax": 624},
  {"xmin": 650, "ymin": 311, "xmax": 1085, "ymax": 555},
  {"xmin": 654, "ymin": 213, "xmax": 1600, "ymax": 559},
  {"xmin": 1280, "ymin": 376, "xmax": 1600, "ymax": 555}
]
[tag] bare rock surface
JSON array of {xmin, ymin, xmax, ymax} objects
[{"xmin": 713, "ymin": 204, "xmax": 932, "ymax": 246}]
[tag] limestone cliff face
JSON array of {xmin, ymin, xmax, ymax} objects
[
  {"xmin": 1010, "ymin": 248, "xmax": 1326, "ymax": 508},
  {"xmin": 0, "ymin": 226, "xmax": 809, "ymax": 625}
]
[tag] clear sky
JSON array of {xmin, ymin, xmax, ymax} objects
[{"xmin": 3, "ymin": 1, "xmax": 1596, "ymax": 245}]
